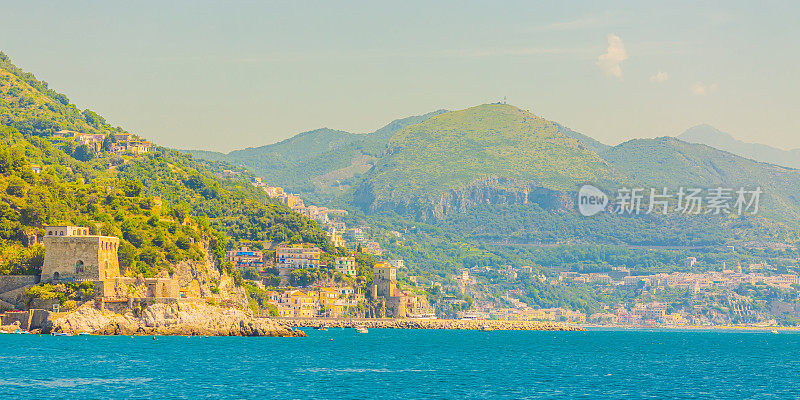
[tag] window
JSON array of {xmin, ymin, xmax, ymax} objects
[{"xmin": 76, "ymin": 260, "xmax": 84, "ymax": 274}]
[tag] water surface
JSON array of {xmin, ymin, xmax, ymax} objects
[{"xmin": 1, "ymin": 328, "xmax": 797, "ymax": 399}]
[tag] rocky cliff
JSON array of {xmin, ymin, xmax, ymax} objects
[
  {"xmin": 358, "ymin": 175, "xmax": 575, "ymax": 221},
  {"xmin": 47, "ymin": 302, "xmax": 304, "ymax": 337}
]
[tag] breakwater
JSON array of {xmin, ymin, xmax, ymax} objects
[{"xmin": 277, "ymin": 317, "xmax": 583, "ymax": 331}]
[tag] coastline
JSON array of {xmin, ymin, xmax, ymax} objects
[
  {"xmin": 581, "ymin": 324, "xmax": 800, "ymax": 332},
  {"xmin": 276, "ymin": 317, "xmax": 584, "ymax": 331},
  {"xmin": 3, "ymin": 302, "xmax": 306, "ymax": 337}
]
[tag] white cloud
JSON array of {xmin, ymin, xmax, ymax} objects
[
  {"xmin": 596, "ymin": 34, "xmax": 627, "ymax": 78},
  {"xmin": 691, "ymin": 82, "xmax": 718, "ymax": 95},
  {"xmin": 650, "ymin": 71, "xmax": 669, "ymax": 83}
]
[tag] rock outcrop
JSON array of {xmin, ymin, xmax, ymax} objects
[
  {"xmin": 47, "ymin": 302, "xmax": 304, "ymax": 337},
  {"xmin": 358, "ymin": 176, "xmax": 575, "ymax": 221}
]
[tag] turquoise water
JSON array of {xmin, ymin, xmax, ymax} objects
[{"xmin": 1, "ymin": 328, "xmax": 799, "ymax": 399}]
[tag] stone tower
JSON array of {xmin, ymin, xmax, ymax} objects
[
  {"xmin": 41, "ymin": 226, "xmax": 120, "ymax": 281},
  {"xmin": 372, "ymin": 263, "xmax": 397, "ymax": 299}
]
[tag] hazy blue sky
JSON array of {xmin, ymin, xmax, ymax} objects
[{"xmin": 1, "ymin": 1, "xmax": 797, "ymax": 152}]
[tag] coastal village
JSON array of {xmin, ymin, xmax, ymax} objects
[
  {"xmin": 454, "ymin": 259, "xmax": 800, "ymax": 327},
  {"xmin": 3, "ymin": 182, "xmax": 800, "ymax": 330},
  {"xmin": 230, "ymin": 178, "xmax": 800, "ymax": 328},
  {"xmin": 1, "ymin": 135, "xmax": 799, "ymax": 331},
  {"xmin": 226, "ymin": 178, "xmax": 434, "ymax": 319}
]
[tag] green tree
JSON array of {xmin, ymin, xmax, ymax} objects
[
  {"xmin": 121, "ymin": 179, "xmax": 143, "ymax": 197},
  {"xmin": 72, "ymin": 144, "xmax": 94, "ymax": 161}
]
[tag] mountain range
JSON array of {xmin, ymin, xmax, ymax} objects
[{"xmin": 185, "ymin": 103, "xmax": 800, "ymax": 249}]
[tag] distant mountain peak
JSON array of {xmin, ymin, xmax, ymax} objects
[
  {"xmin": 677, "ymin": 125, "xmax": 800, "ymax": 169},
  {"xmin": 680, "ymin": 124, "xmax": 736, "ymax": 143}
]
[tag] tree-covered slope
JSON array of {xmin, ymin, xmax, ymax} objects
[
  {"xmin": 602, "ymin": 136, "xmax": 800, "ymax": 223},
  {"xmin": 355, "ymin": 104, "xmax": 622, "ymax": 218},
  {"xmin": 0, "ymin": 51, "xmax": 333, "ymax": 278},
  {"xmin": 184, "ymin": 110, "xmax": 447, "ymax": 198},
  {"xmin": 0, "ymin": 52, "xmax": 123, "ymax": 136}
]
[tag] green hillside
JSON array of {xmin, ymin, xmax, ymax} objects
[
  {"xmin": 0, "ymin": 52, "xmax": 123, "ymax": 136},
  {"xmin": 602, "ymin": 137, "xmax": 800, "ymax": 223},
  {"xmin": 0, "ymin": 52, "xmax": 333, "ymax": 278},
  {"xmin": 185, "ymin": 110, "xmax": 446, "ymax": 199},
  {"xmin": 356, "ymin": 104, "xmax": 621, "ymax": 216}
]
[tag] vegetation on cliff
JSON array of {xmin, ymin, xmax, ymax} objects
[
  {"xmin": 0, "ymin": 52, "xmax": 124, "ymax": 136},
  {"xmin": 0, "ymin": 52, "xmax": 333, "ymax": 279}
]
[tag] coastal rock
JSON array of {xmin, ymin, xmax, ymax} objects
[{"xmin": 49, "ymin": 302, "xmax": 304, "ymax": 337}]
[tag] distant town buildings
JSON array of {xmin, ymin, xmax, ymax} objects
[
  {"xmin": 225, "ymin": 246, "xmax": 264, "ymax": 269},
  {"xmin": 559, "ymin": 269, "xmax": 800, "ymax": 291},
  {"xmin": 275, "ymin": 244, "xmax": 322, "ymax": 272},
  {"xmin": 334, "ymin": 256, "xmax": 357, "ymax": 277},
  {"xmin": 54, "ymin": 130, "xmax": 154, "ymax": 155},
  {"xmin": 266, "ymin": 286, "xmax": 363, "ymax": 318}
]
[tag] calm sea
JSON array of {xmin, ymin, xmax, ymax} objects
[{"xmin": 1, "ymin": 328, "xmax": 798, "ymax": 399}]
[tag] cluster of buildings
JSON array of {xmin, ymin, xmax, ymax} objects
[
  {"xmin": 266, "ymin": 286, "xmax": 365, "ymax": 318},
  {"xmin": 612, "ymin": 303, "xmax": 673, "ymax": 325},
  {"xmin": 561, "ymin": 263, "xmax": 800, "ymax": 292},
  {"xmin": 226, "ymin": 242, "xmax": 417, "ymax": 315},
  {"xmin": 371, "ymin": 262, "xmax": 431, "ymax": 318},
  {"xmin": 251, "ymin": 181, "xmax": 385, "ymax": 255},
  {"xmin": 227, "ymin": 247, "xmax": 426, "ymax": 318},
  {"xmin": 5, "ymin": 222, "xmax": 422, "ymax": 319},
  {"xmin": 471, "ymin": 299, "xmax": 587, "ymax": 323},
  {"xmin": 53, "ymin": 130, "xmax": 154, "ymax": 155},
  {"xmin": 255, "ymin": 185, "xmax": 349, "ymax": 226},
  {"xmin": 226, "ymin": 244, "xmax": 361, "ymax": 279}
]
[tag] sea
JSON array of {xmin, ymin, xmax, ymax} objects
[{"xmin": 1, "ymin": 328, "xmax": 798, "ymax": 399}]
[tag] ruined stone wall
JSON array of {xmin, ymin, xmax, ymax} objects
[
  {"xmin": 0, "ymin": 275, "xmax": 39, "ymax": 294},
  {"xmin": 42, "ymin": 236, "xmax": 120, "ymax": 281}
]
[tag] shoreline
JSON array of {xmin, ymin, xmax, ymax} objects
[
  {"xmin": 580, "ymin": 324, "xmax": 800, "ymax": 332},
  {"xmin": 275, "ymin": 317, "xmax": 583, "ymax": 331}
]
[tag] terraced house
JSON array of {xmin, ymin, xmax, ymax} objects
[{"xmin": 275, "ymin": 244, "xmax": 321, "ymax": 272}]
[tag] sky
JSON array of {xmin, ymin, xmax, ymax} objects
[{"xmin": 1, "ymin": 0, "xmax": 798, "ymax": 152}]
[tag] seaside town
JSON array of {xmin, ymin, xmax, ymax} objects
[
  {"xmin": 3, "ymin": 174, "xmax": 800, "ymax": 331},
  {"xmin": 0, "ymin": 132, "xmax": 799, "ymax": 331}
]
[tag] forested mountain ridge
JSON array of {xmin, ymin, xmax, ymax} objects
[
  {"xmin": 185, "ymin": 101, "xmax": 800, "ymax": 248},
  {"xmin": 355, "ymin": 104, "xmax": 623, "ymax": 220},
  {"xmin": 602, "ymin": 136, "xmax": 800, "ymax": 224},
  {"xmin": 182, "ymin": 110, "xmax": 447, "ymax": 198}
]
